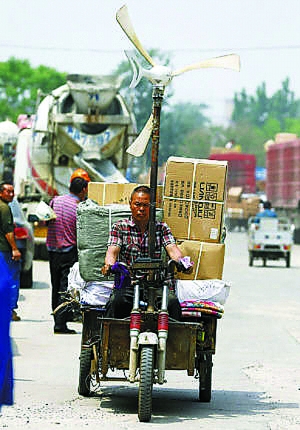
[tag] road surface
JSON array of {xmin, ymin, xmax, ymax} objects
[{"xmin": 1, "ymin": 231, "xmax": 300, "ymax": 429}]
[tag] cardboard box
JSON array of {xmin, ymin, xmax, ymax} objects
[
  {"xmin": 226, "ymin": 207, "xmax": 244, "ymax": 219},
  {"xmin": 88, "ymin": 182, "xmax": 163, "ymax": 207},
  {"xmin": 241, "ymin": 196, "xmax": 260, "ymax": 217},
  {"xmin": 163, "ymin": 157, "xmax": 227, "ymax": 242},
  {"xmin": 176, "ymin": 240, "xmax": 225, "ymax": 280},
  {"xmin": 227, "ymin": 186, "xmax": 243, "ymax": 203}
]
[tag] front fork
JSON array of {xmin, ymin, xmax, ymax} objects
[
  {"xmin": 128, "ymin": 283, "xmax": 140, "ymax": 382},
  {"xmin": 157, "ymin": 283, "xmax": 169, "ymax": 384},
  {"xmin": 128, "ymin": 282, "xmax": 169, "ymax": 384}
]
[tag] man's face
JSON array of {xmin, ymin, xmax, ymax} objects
[
  {"xmin": 0, "ymin": 184, "xmax": 14, "ymax": 203},
  {"xmin": 130, "ymin": 192, "xmax": 150, "ymax": 224}
]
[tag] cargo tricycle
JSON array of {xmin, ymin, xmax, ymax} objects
[
  {"xmin": 78, "ymin": 259, "xmax": 217, "ymax": 422},
  {"xmin": 248, "ymin": 216, "xmax": 293, "ymax": 267}
]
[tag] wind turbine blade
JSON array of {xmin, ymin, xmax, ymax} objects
[
  {"xmin": 126, "ymin": 114, "xmax": 153, "ymax": 157},
  {"xmin": 116, "ymin": 5, "xmax": 156, "ymax": 67},
  {"xmin": 172, "ymin": 54, "xmax": 240, "ymax": 77}
]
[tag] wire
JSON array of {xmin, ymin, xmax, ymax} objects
[{"xmin": 1, "ymin": 43, "xmax": 300, "ymax": 53}]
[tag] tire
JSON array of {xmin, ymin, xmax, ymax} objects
[
  {"xmin": 286, "ymin": 252, "xmax": 290, "ymax": 268},
  {"xmin": 20, "ymin": 265, "xmax": 33, "ymax": 289},
  {"xmin": 249, "ymin": 252, "xmax": 254, "ymax": 267},
  {"xmin": 138, "ymin": 346, "xmax": 154, "ymax": 422},
  {"xmin": 78, "ymin": 348, "xmax": 93, "ymax": 396},
  {"xmin": 199, "ymin": 353, "xmax": 212, "ymax": 402}
]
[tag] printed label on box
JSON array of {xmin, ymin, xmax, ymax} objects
[{"xmin": 210, "ymin": 228, "xmax": 219, "ymax": 240}]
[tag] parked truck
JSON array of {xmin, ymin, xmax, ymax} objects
[
  {"xmin": 265, "ymin": 133, "xmax": 300, "ymax": 243},
  {"xmin": 13, "ymin": 73, "xmax": 136, "ymax": 257},
  {"xmin": 209, "ymin": 150, "xmax": 256, "ymax": 193},
  {"xmin": 209, "ymin": 150, "xmax": 258, "ymax": 231}
]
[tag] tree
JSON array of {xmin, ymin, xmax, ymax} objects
[
  {"xmin": 232, "ymin": 78, "xmax": 300, "ymax": 128},
  {"xmin": 160, "ymin": 102, "xmax": 210, "ymax": 163},
  {"xmin": 0, "ymin": 57, "xmax": 66, "ymax": 122}
]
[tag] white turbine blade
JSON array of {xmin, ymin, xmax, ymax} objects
[
  {"xmin": 126, "ymin": 114, "xmax": 153, "ymax": 157},
  {"xmin": 116, "ymin": 5, "xmax": 156, "ymax": 67},
  {"xmin": 172, "ymin": 54, "xmax": 240, "ymax": 77}
]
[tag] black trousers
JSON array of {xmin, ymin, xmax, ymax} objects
[
  {"xmin": 48, "ymin": 247, "xmax": 78, "ymax": 329},
  {"xmin": 105, "ymin": 287, "xmax": 182, "ymax": 320}
]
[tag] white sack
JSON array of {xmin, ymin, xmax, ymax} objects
[
  {"xmin": 176, "ymin": 279, "xmax": 231, "ymax": 305},
  {"xmin": 68, "ymin": 262, "xmax": 113, "ymax": 306}
]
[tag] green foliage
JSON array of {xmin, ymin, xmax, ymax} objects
[
  {"xmin": 160, "ymin": 103, "xmax": 210, "ymax": 163},
  {"xmin": 232, "ymin": 78, "xmax": 300, "ymax": 129},
  {"xmin": 0, "ymin": 57, "xmax": 66, "ymax": 122},
  {"xmin": 231, "ymin": 78, "xmax": 300, "ymax": 166}
]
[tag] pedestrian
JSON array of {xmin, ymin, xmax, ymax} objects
[
  {"xmin": 256, "ymin": 200, "xmax": 277, "ymax": 218},
  {"xmin": 0, "ymin": 254, "xmax": 14, "ymax": 411},
  {"xmin": 102, "ymin": 185, "xmax": 192, "ymax": 319},
  {"xmin": 46, "ymin": 176, "xmax": 88, "ymax": 334},
  {"xmin": 0, "ymin": 182, "xmax": 22, "ymax": 322}
]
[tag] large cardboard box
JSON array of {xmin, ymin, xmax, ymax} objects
[
  {"xmin": 176, "ymin": 240, "xmax": 225, "ymax": 280},
  {"xmin": 163, "ymin": 157, "xmax": 227, "ymax": 242},
  {"xmin": 88, "ymin": 182, "xmax": 163, "ymax": 207}
]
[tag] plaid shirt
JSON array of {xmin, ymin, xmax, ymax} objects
[{"xmin": 107, "ymin": 217, "xmax": 176, "ymax": 267}]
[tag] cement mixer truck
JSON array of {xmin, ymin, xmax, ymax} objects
[
  {"xmin": 0, "ymin": 119, "xmax": 19, "ymax": 183},
  {"xmin": 13, "ymin": 73, "xmax": 137, "ymax": 258}
]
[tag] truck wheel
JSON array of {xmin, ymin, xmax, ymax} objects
[
  {"xmin": 199, "ymin": 353, "xmax": 212, "ymax": 402},
  {"xmin": 78, "ymin": 348, "xmax": 93, "ymax": 396},
  {"xmin": 286, "ymin": 253, "xmax": 291, "ymax": 268},
  {"xmin": 249, "ymin": 252, "xmax": 254, "ymax": 267},
  {"xmin": 20, "ymin": 265, "xmax": 33, "ymax": 289},
  {"xmin": 138, "ymin": 346, "xmax": 154, "ymax": 422}
]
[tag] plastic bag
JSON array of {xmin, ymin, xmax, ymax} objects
[
  {"xmin": 67, "ymin": 262, "xmax": 113, "ymax": 305},
  {"xmin": 35, "ymin": 200, "xmax": 56, "ymax": 221},
  {"xmin": 176, "ymin": 279, "xmax": 231, "ymax": 305}
]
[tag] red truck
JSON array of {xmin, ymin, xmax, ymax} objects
[
  {"xmin": 266, "ymin": 136, "xmax": 300, "ymax": 242},
  {"xmin": 209, "ymin": 152, "xmax": 256, "ymax": 194},
  {"xmin": 209, "ymin": 151, "xmax": 257, "ymax": 231}
]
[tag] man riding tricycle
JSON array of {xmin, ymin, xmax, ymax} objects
[
  {"xmin": 76, "ymin": 185, "xmax": 222, "ymax": 422},
  {"xmin": 74, "ymin": 5, "xmax": 235, "ymax": 421}
]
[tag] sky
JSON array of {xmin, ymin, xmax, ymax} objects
[{"xmin": 1, "ymin": 0, "xmax": 300, "ymax": 125}]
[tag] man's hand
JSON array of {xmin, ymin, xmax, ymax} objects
[
  {"xmin": 101, "ymin": 263, "xmax": 111, "ymax": 276},
  {"xmin": 12, "ymin": 248, "xmax": 21, "ymax": 261},
  {"xmin": 177, "ymin": 257, "xmax": 194, "ymax": 274}
]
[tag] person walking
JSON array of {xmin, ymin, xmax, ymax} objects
[
  {"xmin": 0, "ymin": 183, "xmax": 22, "ymax": 322},
  {"xmin": 46, "ymin": 177, "xmax": 88, "ymax": 334},
  {"xmin": 102, "ymin": 185, "xmax": 192, "ymax": 319}
]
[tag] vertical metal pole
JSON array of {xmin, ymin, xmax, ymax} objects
[{"xmin": 149, "ymin": 86, "xmax": 164, "ymax": 258}]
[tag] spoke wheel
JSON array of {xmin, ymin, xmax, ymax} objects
[
  {"xmin": 199, "ymin": 353, "xmax": 212, "ymax": 402},
  {"xmin": 138, "ymin": 346, "xmax": 154, "ymax": 422},
  {"xmin": 78, "ymin": 348, "xmax": 92, "ymax": 396}
]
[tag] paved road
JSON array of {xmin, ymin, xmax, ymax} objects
[{"xmin": 1, "ymin": 231, "xmax": 300, "ymax": 429}]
